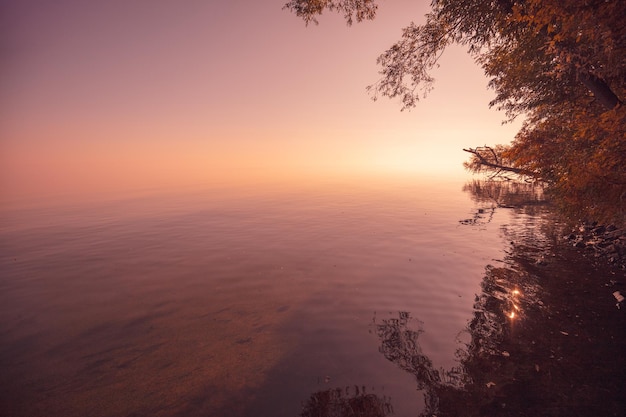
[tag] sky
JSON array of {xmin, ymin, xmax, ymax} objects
[{"xmin": 1, "ymin": 0, "xmax": 522, "ymax": 203}]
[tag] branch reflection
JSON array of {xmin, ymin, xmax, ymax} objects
[
  {"xmin": 368, "ymin": 262, "xmax": 541, "ymax": 417},
  {"xmin": 374, "ymin": 311, "xmax": 461, "ymax": 416},
  {"xmin": 460, "ymin": 179, "xmax": 547, "ymax": 225},
  {"xmin": 300, "ymin": 385, "xmax": 393, "ymax": 417},
  {"xmin": 300, "ymin": 179, "xmax": 622, "ymax": 417}
]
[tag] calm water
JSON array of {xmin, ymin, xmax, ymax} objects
[{"xmin": 0, "ymin": 177, "xmax": 560, "ymax": 416}]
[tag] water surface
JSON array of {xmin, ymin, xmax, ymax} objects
[{"xmin": 2, "ymin": 177, "xmax": 611, "ymax": 416}]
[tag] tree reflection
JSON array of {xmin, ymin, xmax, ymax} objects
[
  {"xmin": 373, "ymin": 311, "xmax": 463, "ymax": 416},
  {"xmin": 460, "ymin": 179, "xmax": 547, "ymax": 225},
  {"xmin": 369, "ymin": 261, "xmax": 555, "ymax": 417},
  {"xmin": 367, "ymin": 194, "xmax": 624, "ymax": 416},
  {"xmin": 463, "ymin": 179, "xmax": 545, "ymax": 208},
  {"xmin": 300, "ymin": 179, "xmax": 623, "ymax": 417},
  {"xmin": 300, "ymin": 385, "xmax": 393, "ymax": 417}
]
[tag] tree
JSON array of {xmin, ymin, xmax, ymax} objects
[{"xmin": 285, "ymin": 0, "xmax": 626, "ymax": 224}]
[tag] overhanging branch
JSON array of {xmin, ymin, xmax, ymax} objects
[{"xmin": 463, "ymin": 147, "xmax": 534, "ymax": 177}]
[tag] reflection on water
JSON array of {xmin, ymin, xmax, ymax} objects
[
  {"xmin": 347, "ymin": 180, "xmax": 625, "ymax": 417},
  {"xmin": 300, "ymin": 386, "xmax": 393, "ymax": 417},
  {"xmin": 463, "ymin": 179, "xmax": 546, "ymax": 210},
  {"xmin": 373, "ymin": 311, "xmax": 461, "ymax": 416},
  {"xmin": 460, "ymin": 180, "xmax": 547, "ymax": 226},
  {"xmin": 1, "ymin": 178, "xmax": 623, "ymax": 417},
  {"xmin": 365, "ymin": 266, "xmax": 534, "ymax": 416}
]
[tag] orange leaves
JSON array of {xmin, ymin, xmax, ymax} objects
[
  {"xmin": 505, "ymin": 102, "xmax": 626, "ymax": 223},
  {"xmin": 285, "ymin": 0, "xmax": 625, "ymax": 222}
]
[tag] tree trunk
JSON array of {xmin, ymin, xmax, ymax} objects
[{"xmin": 579, "ymin": 72, "xmax": 623, "ymax": 110}]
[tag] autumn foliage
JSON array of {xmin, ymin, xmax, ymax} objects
[
  {"xmin": 481, "ymin": 0, "xmax": 626, "ymax": 223},
  {"xmin": 286, "ymin": 0, "xmax": 625, "ymax": 224}
]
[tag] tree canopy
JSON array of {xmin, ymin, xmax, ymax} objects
[{"xmin": 285, "ymin": 0, "xmax": 626, "ymax": 224}]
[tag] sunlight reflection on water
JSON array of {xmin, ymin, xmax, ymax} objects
[{"xmin": 1, "ymin": 178, "xmax": 519, "ymax": 417}]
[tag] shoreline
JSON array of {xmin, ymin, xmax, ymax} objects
[
  {"xmin": 433, "ymin": 210, "xmax": 626, "ymax": 416},
  {"xmin": 565, "ymin": 222, "xmax": 626, "ymax": 270}
]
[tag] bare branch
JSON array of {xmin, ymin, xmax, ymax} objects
[{"xmin": 463, "ymin": 147, "xmax": 533, "ymax": 177}]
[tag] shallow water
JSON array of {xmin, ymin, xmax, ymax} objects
[{"xmin": 1, "ymin": 177, "xmax": 621, "ymax": 416}]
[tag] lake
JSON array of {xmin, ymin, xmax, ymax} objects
[{"xmin": 1, "ymin": 176, "xmax": 623, "ymax": 417}]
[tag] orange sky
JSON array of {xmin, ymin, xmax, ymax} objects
[{"xmin": 1, "ymin": 0, "xmax": 522, "ymax": 203}]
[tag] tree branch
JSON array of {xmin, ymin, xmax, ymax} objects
[{"xmin": 463, "ymin": 147, "xmax": 534, "ymax": 176}]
